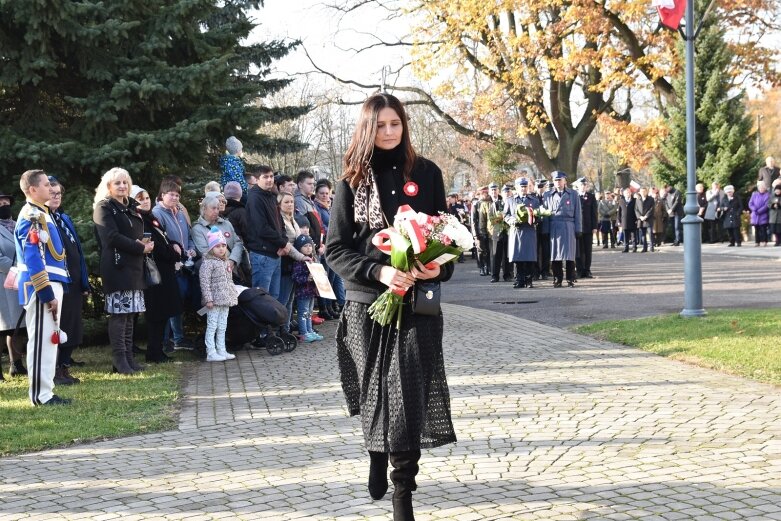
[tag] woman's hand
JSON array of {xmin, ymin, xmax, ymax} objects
[
  {"xmin": 206, "ymin": 301, "xmax": 214, "ymax": 310},
  {"xmin": 411, "ymin": 260, "xmax": 440, "ymax": 281},
  {"xmin": 378, "ymin": 266, "xmax": 415, "ymax": 294},
  {"xmin": 138, "ymin": 239, "xmax": 155, "ymax": 254}
]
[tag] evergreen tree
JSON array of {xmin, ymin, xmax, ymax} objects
[
  {"xmin": 0, "ymin": 0, "xmax": 309, "ymax": 192},
  {"xmin": 653, "ymin": 8, "xmax": 759, "ymax": 191}
]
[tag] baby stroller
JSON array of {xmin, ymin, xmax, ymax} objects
[{"xmin": 227, "ymin": 286, "xmax": 297, "ymax": 355}]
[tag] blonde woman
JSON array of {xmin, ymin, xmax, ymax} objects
[{"xmin": 93, "ymin": 168, "xmax": 154, "ymax": 374}]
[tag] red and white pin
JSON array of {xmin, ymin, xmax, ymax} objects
[{"xmin": 403, "ymin": 181, "xmax": 419, "ymax": 197}]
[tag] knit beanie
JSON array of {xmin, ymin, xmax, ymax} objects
[
  {"xmin": 207, "ymin": 226, "xmax": 227, "ymax": 252},
  {"xmin": 293, "ymin": 234, "xmax": 313, "ymax": 251},
  {"xmin": 226, "ymin": 136, "xmax": 242, "ymax": 155},
  {"xmin": 223, "ymin": 181, "xmax": 242, "ymax": 201}
]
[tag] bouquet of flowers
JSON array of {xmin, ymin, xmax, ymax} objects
[
  {"xmin": 368, "ymin": 204, "xmax": 474, "ymax": 328},
  {"xmin": 515, "ymin": 205, "xmax": 535, "ymax": 225},
  {"xmin": 534, "ymin": 207, "xmax": 552, "ymax": 218}
]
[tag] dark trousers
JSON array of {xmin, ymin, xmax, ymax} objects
[
  {"xmin": 755, "ymin": 224, "xmax": 769, "ymax": 244},
  {"xmin": 515, "ymin": 261, "xmax": 535, "ymax": 284},
  {"xmin": 491, "ymin": 234, "xmax": 511, "ymax": 279},
  {"xmin": 726, "ymin": 227, "xmax": 742, "ymax": 245},
  {"xmin": 477, "ymin": 235, "xmax": 490, "ymax": 273},
  {"xmin": 672, "ymin": 214, "xmax": 683, "ymax": 243},
  {"xmin": 551, "ymin": 260, "xmax": 575, "ymax": 282},
  {"xmin": 705, "ymin": 219, "xmax": 722, "ymax": 243},
  {"xmin": 576, "ymin": 233, "xmax": 593, "ymax": 275},
  {"xmin": 537, "ymin": 233, "xmax": 551, "ymax": 276},
  {"xmin": 622, "ymin": 229, "xmax": 638, "ymax": 251},
  {"xmin": 146, "ymin": 314, "xmax": 169, "ymax": 361}
]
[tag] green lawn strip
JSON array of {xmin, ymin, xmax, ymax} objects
[
  {"xmin": 576, "ymin": 309, "xmax": 781, "ymax": 386},
  {"xmin": 0, "ymin": 346, "xmax": 195, "ymax": 456}
]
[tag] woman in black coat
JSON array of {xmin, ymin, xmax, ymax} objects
[
  {"xmin": 93, "ymin": 168, "xmax": 154, "ymax": 374},
  {"xmin": 326, "ymin": 93, "xmax": 455, "ymax": 521},
  {"xmin": 721, "ymin": 185, "xmax": 743, "ymax": 246},
  {"xmin": 132, "ymin": 185, "xmax": 182, "ymax": 363}
]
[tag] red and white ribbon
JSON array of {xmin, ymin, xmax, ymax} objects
[{"xmin": 395, "ymin": 204, "xmax": 427, "ymax": 254}]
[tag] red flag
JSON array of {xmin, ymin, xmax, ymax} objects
[{"xmin": 653, "ymin": 0, "xmax": 686, "ymax": 30}]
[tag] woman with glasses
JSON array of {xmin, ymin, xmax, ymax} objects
[{"xmin": 46, "ymin": 178, "xmax": 90, "ymax": 384}]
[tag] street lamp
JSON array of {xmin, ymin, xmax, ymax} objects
[{"xmin": 757, "ymin": 114, "xmax": 764, "ymax": 154}]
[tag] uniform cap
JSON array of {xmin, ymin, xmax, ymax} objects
[
  {"xmin": 488, "ymin": 182, "xmax": 499, "ymax": 189},
  {"xmin": 515, "ymin": 177, "xmax": 529, "ymax": 187},
  {"xmin": 552, "ymin": 171, "xmax": 568, "ymax": 180},
  {"xmin": 502, "ymin": 184, "xmax": 513, "ymax": 192}
]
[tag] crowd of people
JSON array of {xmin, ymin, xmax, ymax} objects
[
  {"xmin": 447, "ymin": 157, "xmax": 781, "ymax": 289},
  {"xmin": 0, "ymin": 144, "xmax": 346, "ymax": 405}
]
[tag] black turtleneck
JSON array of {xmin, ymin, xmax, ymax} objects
[{"xmin": 371, "ymin": 146, "xmax": 407, "ymax": 220}]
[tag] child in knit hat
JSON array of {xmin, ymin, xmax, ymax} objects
[
  {"xmin": 291, "ymin": 234, "xmax": 323, "ymax": 343},
  {"xmin": 199, "ymin": 227, "xmax": 239, "ymax": 361}
]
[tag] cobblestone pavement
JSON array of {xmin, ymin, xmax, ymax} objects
[{"xmin": 2, "ymin": 305, "xmax": 780, "ymax": 520}]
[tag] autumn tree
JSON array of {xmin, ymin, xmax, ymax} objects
[
  {"xmin": 325, "ymin": 0, "xmax": 778, "ymax": 179},
  {"xmin": 749, "ymin": 88, "xmax": 781, "ymax": 162}
]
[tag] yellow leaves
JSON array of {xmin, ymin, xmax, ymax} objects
[{"xmin": 598, "ymin": 114, "xmax": 669, "ymax": 170}]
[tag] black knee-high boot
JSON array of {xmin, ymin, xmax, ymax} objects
[
  {"xmin": 368, "ymin": 451, "xmax": 389, "ymax": 500},
  {"xmin": 390, "ymin": 450, "xmax": 420, "ymax": 521}
]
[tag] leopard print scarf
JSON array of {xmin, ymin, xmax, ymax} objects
[{"xmin": 353, "ymin": 168, "xmax": 385, "ymax": 229}]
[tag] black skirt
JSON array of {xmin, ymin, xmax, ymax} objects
[
  {"xmin": 336, "ymin": 301, "xmax": 456, "ymax": 452},
  {"xmin": 60, "ymin": 236, "xmax": 84, "ymax": 348}
]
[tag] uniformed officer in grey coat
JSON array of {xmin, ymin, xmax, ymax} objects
[
  {"xmin": 543, "ymin": 171, "xmax": 582, "ymax": 287},
  {"xmin": 504, "ymin": 177, "xmax": 540, "ymax": 288}
]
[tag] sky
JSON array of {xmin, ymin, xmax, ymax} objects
[{"xmin": 250, "ymin": 0, "xmax": 415, "ymax": 94}]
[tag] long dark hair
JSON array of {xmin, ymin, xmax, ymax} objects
[{"xmin": 342, "ymin": 93, "xmax": 417, "ymax": 188}]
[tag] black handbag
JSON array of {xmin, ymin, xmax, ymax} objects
[
  {"xmin": 144, "ymin": 255, "xmax": 161, "ymax": 286},
  {"xmin": 411, "ymin": 281, "xmax": 441, "ymax": 316}
]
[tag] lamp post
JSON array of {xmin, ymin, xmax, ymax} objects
[
  {"xmin": 756, "ymin": 114, "xmax": 763, "ymax": 154},
  {"xmin": 680, "ymin": 0, "xmax": 705, "ymax": 317}
]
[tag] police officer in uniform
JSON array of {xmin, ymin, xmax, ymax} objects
[
  {"xmin": 14, "ymin": 170, "xmax": 71, "ymax": 406},
  {"xmin": 504, "ymin": 177, "xmax": 540, "ymax": 288},
  {"xmin": 543, "ymin": 171, "xmax": 582, "ymax": 287},
  {"xmin": 575, "ymin": 177, "xmax": 598, "ymax": 279}
]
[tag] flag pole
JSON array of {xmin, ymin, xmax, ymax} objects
[{"xmin": 680, "ymin": 0, "xmax": 706, "ymax": 317}]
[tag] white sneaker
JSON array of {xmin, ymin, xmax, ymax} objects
[
  {"xmin": 206, "ymin": 353, "xmax": 226, "ymax": 362},
  {"xmin": 219, "ymin": 351, "xmax": 236, "ymax": 360}
]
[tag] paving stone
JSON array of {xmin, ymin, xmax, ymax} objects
[{"xmin": 1, "ymin": 304, "xmax": 780, "ymax": 520}]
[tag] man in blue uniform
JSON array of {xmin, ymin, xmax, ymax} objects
[
  {"xmin": 543, "ymin": 171, "xmax": 582, "ymax": 288},
  {"xmin": 504, "ymin": 177, "xmax": 540, "ymax": 288},
  {"xmin": 14, "ymin": 170, "xmax": 71, "ymax": 406}
]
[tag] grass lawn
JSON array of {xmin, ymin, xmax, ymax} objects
[
  {"xmin": 577, "ymin": 309, "xmax": 781, "ymax": 386},
  {"xmin": 0, "ymin": 346, "xmax": 195, "ymax": 456}
]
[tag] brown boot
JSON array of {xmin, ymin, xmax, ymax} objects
[{"xmin": 61, "ymin": 365, "xmax": 80, "ymax": 384}]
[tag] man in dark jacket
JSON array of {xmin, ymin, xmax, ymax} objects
[
  {"xmin": 634, "ymin": 187, "xmax": 655, "ymax": 252},
  {"xmin": 575, "ymin": 177, "xmax": 598, "ymax": 278},
  {"xmin": 758, "ymin": 157, "xmax": 779, "ymax": 189},
  {"xmin": 245, "ymin": 165, "xmax": 289, "ymax": 299},
  {"xmin": 618, "ymin": 188, "xmax": 638, "ymax": 252},
  {"xmin": 664, "ymin": 184, "xmax": 684, "ymax": 246}
]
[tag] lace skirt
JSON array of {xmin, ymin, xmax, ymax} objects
[
  {"xmin": 104, "ymin": 290, "xmax": 146, "ymax": 314},
  {"xmin": 336, "ymin": 301, "xmax": 456, "ymax": 452}
]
